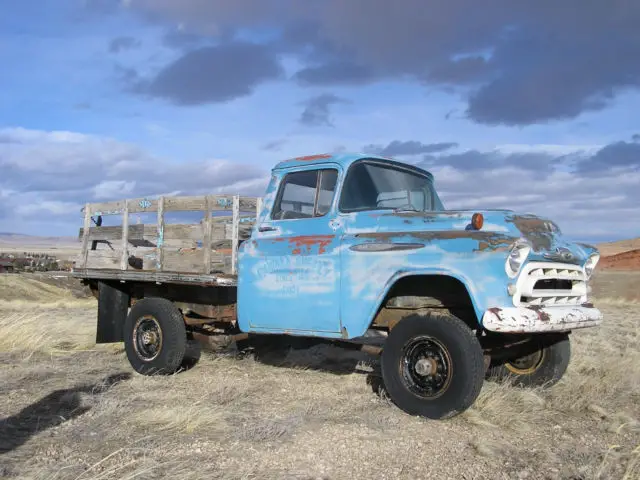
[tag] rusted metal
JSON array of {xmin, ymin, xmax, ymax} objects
[
  {"xmin": 294, "ymin": 154, "xmax": 332, "ymax": 162},
  {"xmin": 355, "ymin": 230, "xmax": 515, "ymax": 251},
  {"xmin": 180, "ymin": 303, "xmax": 237, "ymax": 325},
  {"xmin": 272, "ymin": 234, "xmax": 335, "ymax": 255}
]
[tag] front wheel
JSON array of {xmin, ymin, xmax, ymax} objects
[
  {"xmin": 487, "ymin": 334, "xmax": 570, "ymax": 387},
  {"xmin": 381, "ymin": 313, "xmax": 485, "ymax": 420}
]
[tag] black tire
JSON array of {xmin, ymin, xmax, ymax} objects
[
  {"xmin": 123, "ymin": 297, "xmax": 187, "ymax": 375},
  {"xmin": 487, "ymin": 334, "xmax": 570, "ymax": 387},
  {"xmin": 181, "ymin": 334, "xmax": 202, "ymax": 370},
  {"xmin": 381, "ymin": 313, "xmax": 485, "ymax": 420}
]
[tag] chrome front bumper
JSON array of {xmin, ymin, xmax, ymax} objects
[{"xmin": 481, "ymin": 305, "xmax": 603, "ymax": 333}]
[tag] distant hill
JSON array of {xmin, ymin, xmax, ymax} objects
[
  {"xmin": 0, "ymin": 232, "xmax": 77, "ymax": 245},
  {"xmin": 599, "ymin": 249, "xmax": 640, "ymax": 271},
  {"xmin": 596, "ymin": 237, "xmax": 640, "ymax": 257}
]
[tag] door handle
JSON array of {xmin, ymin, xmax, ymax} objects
[{"xmin": 258, "ymin": 226, "xmax": 276, "ymax": 232}]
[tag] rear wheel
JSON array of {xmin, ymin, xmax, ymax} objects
[
  {"xmin": 123, "ymin": 297, "xmax": 187, "ymax": 375},
  {"xmin": 381, "ymin": 313, "xmax": 485, "ymax": 420},
  {"xmin": 487, "ymin": 334, "xmax": 570, "ymax": 387}
]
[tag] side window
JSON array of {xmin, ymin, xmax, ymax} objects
[{"xmin": 271, "ymin": 169, "xmax": 338, "ymax": 220}]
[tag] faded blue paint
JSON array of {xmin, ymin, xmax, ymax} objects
[
  {"xmin": 217, "ymin": 197, "xmax": 232, "ymax": 208},
  {"xmin": 237, "ymin": 153, "xmax": 601, "ymax": 338},
  {"xmin": 139, "ymin": 198, "xmax": 152, "ymax": 209}
]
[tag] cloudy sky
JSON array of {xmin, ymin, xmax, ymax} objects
[{"xmin": 1, "ymin": 0, "xmax": 639, "ymax": 242}]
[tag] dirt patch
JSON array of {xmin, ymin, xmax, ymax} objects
[{"xmin": 599, "ymin": 249, "xmax": 640, "ymax": 271}]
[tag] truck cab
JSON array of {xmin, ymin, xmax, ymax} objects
[{"xmin": 238, "ymin": 152, "xmax": 602, "ymax": 337}]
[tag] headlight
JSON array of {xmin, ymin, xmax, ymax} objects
[
  {"xmin": 505, "ymin": 240, "xmax": 531, "ymax": 278},
  {"xmin": 584, "ymin": 253, "xmax": 600, "ymax": 279}
]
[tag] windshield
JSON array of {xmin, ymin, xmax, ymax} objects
[{"xmin": 339, "ymin": 161, "xmax": 444, "ymax": 212}]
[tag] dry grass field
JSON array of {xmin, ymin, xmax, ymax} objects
[{"xmin": 1, "ymin": 270, "xmax": 639, "ymax": 479}]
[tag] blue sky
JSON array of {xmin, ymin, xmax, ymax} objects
[{"xmin": 1, "ymin": 0, "xmax": 639, "ymax": 243}]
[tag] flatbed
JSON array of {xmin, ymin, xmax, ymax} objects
[{"xmin": 73, "ymin": 194, "xmax": 260, "ymax": 284}]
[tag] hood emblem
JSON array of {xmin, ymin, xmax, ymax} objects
[{"xmin": 543, "ymin": 247, "xmax": 575, "ymax": 263}]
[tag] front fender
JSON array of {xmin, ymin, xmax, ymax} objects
[{"xmin": 339, "ymin": 243, "xmax": 513, "ymax": 338}]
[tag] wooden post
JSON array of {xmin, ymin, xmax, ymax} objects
[
  {"xmin": 256, "ymin": 197, "xmax": 263, "ymax": 222},
  {"xmin": 80, "ymin": 203, "xmax": 91, "ymax": 269},
  {"xmin": 203, "ymin": 196, "xmax": 212, "ymax": 274},
  {"xmin": 120, "ymin": 200, "xmax": 130, "ymax": 271},
  {"xmin": 156, "ymin": 196, "xmax": 165, "ymax": 271},
  {"xmin": 231, "ymin": 195, "xmax": 240, "ymax": 275}
]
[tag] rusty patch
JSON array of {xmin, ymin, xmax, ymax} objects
[
  {"xmin": 274, "ymin": 234, "xmax": 335, "ymax": 255},
  {"xmin": 505, "ymin": 214, "xmax": 557, "ymax": 251},
  {"xmin": 293, "ymin": 153, "xmax": 332, "ymax": 162},
  {"xmin": 527, "ymin": 305, "xmax": 551, "ymax": 322},
  {"xmin": 355, "ymin": 230, "xmax": 515, "ymax": 251}
]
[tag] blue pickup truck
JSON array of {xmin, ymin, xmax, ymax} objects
[{"xmin": 75, "ymin": 152, "xmax": 603, "ymax": 419}]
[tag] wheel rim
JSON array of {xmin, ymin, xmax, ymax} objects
[
  {"xmin": 132, "ymin": 315, "xmax": 163, "ymax": 362},
  {"xmin": 399, "ymin": 335, "xmax": 453, "ymax": 399},
  {"xmin": 504, "ymin": 349, "xmax": 545, "ymax": 375}
]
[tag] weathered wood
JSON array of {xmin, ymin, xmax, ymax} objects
[
  {"xmin": 85, "ymin": 250, "xmax": 121, "ymax": 269},
  {"xmin": 127, "ymin": 197, "xmax": 158, "ymax": 214},
  {"xmin": 231, "ymin": 195, "xmax": 240, "ymax": 275},
  {"xmin": 89, "ymin": 200, "xmax": 126, "ymax": 216},
  {"xmin": 162, "ymin": 249, "xmax": 205, "ymax": 273},
  {"xmin": 72, "ymin": 269, "xmax": 237, "ymax": 286},
  {"xmin": 79, "ymin": 225, "xmax": 156, "ymax": 243},
  {"xmin": 157, "ymin": 197, "xmax": 165, "ymax": 271},
  {"xmin": 120, "ymin": 200, "xmax": 130, "ymax": 271},
  {"xmin": 80, "ymin": 203, "xmax": 92, "ymax": 269},
  {"xmin": 75, "ymin": 194, "xmax": 261, "ymax": 280},
  {"xmin": 164, "ymin": 196, "xmax": 207, "ymax": 212},
  {"xmin": 239, "ymin": 196, "xmax": 258, "ymax": 212},
  {"xmin": 203, "ymin": 196, "xmax": 212, "ymax": 274},
  {"xmin": 162, "ymin": 224, "xmax": 203, "ymax": 240}
]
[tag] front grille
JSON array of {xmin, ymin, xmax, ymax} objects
[{"xmin": 513, "ymin": 262, "xmax": 587, "ymax": 307}]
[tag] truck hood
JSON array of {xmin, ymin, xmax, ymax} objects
[{"xmin": 367, "ymin": 209, "xmax": 597, "ymax": 264}]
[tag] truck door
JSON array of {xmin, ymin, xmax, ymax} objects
[{"xmin": 237, "ymin": 166, "xmax": 343, "ymax": 336}]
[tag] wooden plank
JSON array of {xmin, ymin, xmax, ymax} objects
[
  {"xmin": 71, "ymin": 269, "xmax": 237, "ymax": 287},
  {"xmin": 85, "ymin": 250, "xmax": 121, "ymax": 269},
  {"xmin": 126, "ymin": 246, "xmax": 156, "ymax": 270},
  {"xmin": 120, "ymin": 200, "xmax": 130, "ymax": 271},
  {"xmin": 157, "ymin": 197, "xmax": 165, "ymax": 271},
  {"xmin": 79, "ymin": 225, "xmax": 155, "ymax": 243},
  {"xmin": 127, "ymin": 197, "xmax": 158, "ymax": 214},
  {"xmin": 231, "ymin": 195, "xmax": 239, "ymax": 275},
  {"xmin": 164, "ymin": 196, "xmax": 207, "ymax": 212},
  {"xmin": 162, "ymin": 249, "xmax": 205, "ymax": 273},
  {"xmin": 163, "ymin": 224, "xmax": 203, "ymax": 241},
  {"xmin": 89, "ymin": 200, "xmax": 126, "ymax": 216},
  {"xmin": 239, "ymin": 196, "xmax": 258, "ymax": 212},
  {"xmin": 203, "ymin": 196, "xmax": 212, "ymax": 274},
  {"xmin": 80, "ymin": 203, "xmax": 92, "ymax": 268}
]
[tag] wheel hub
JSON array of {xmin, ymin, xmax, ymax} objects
[
  {"xmin": 414, "ymin": 357, "xmax": 437, "ymax": 376},
  {"xmin": 132, "ymin": 315, "xmax": 163, "ymax": 362},
  {"xmin": 400, "ymin": 336, "xmax": 453, "ymax": 399}
]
